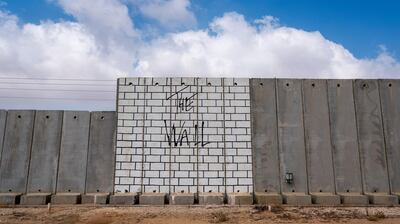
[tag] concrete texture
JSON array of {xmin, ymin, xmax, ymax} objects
[
  {"xmin": 366, "ymin": 193, "xmax": 399, "ymax": 205},
  {"xmin": 51, "ymin": 193, "xmax": 81, "ymax": 204},
  {"xmin": 338, "ymin": 193, "xmax": 369, "ymax": 205},
  {"xmin": 395, "ymin": 193, "xmax": 400, "ymax": 203},
  {"xmin": 228, "ymin": 193, "xmax": 253, "ymax": 205},
  {"xmin": 0, "ymin": 110, "xmax": 35, "ymax": 193},
  {"xmin": 282, "ymin": 193, "xmax": 312, "ymax": 205},
  {"xmin": 310, "ymin": 193, "xmax": 340, "ymax": 205},
  {"xmin": 81, "ymin": 193, "xmax": 110, "ymax": 204},
  {"xmin": 303, "ymin": 80, "xmax": 335, "ymax": 193},
  {"xmin": 276, "ymin": 79, "xmax": 308, "ymax": 193},
  {"xmin": 0, "ymin": 110, "xmax": 6, "ymax": 166},
  {"xmin": 27, "ymin": 111, "xmax": 63, "ymax": 194},
  {"xmin": 379, "ymin": 80, "xmax": 400, "ymax": 194},
  {"xmin": 139, "ymin": 193, "xmax": 167, "ymax": 205},
  {"xmin": 57, "ymin": 111, "xmax": 90, "ymax": 193},
  {"xmin": 250, "ymin": 79, "xmax": 280, "ymax": 193},
  {"xmin": 255, "ymin": 192, "xmax": 282, "ymax": 205},
  {"xmin": 327, "ymin": 80, "xmax": 363, "ymax": 194},
  {"xmin": 198, "ymin": 193, "xmax": 224, "ymax": 205},
  {"xmin": 86, "ymin": 112, "xmax": 116, "ymax": 193},
  {"xmin": 0, "ymin": 193, "xmax": 21, "ymax": 205},
  {"xmin": 354, "ymin": 80, "xmax": 390, "ymax": 194},
  {"xmin": 110, "ymin": 193, "xmax": 138, "ymax": 205},
  {"xmin": 21, "ymin": 193, "xmax": 51, "ymax": 205},
  {"xmin": 169, "ymin": 193, "xmax": 195, "ymax": 205}
]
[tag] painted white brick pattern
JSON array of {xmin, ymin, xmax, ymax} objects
[{"xmin": 115, "ymin": 77, "xmax": 253, "ymax": 193}]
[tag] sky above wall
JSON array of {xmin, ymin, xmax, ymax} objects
[{"xmin": 0, "ymin": 0, "xmax": 399, "ymax": 110}]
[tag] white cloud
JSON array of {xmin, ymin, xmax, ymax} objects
[
  {"xmin": 131, "ymin": 0, "xmax": 196, "ymax": 29},
  {"xmin": 135, "ymin": 12, "xmax": 400, "ymax": 79},
  {"xmin": 0, "ymin": 3, "xmax": 399, "ymax": 110}
]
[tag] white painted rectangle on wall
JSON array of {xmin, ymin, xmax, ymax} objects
[{"xmin": 115, "ymin": 77, "xmax": 253, "ymax": 193}]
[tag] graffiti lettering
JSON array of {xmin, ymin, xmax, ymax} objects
[
  {"xmin": 164, "ymin": 120, "xmax": 210, "ymax": 147},
  {"xmin": 166, "ymin": 85, "xmax": 198, "ymax": 112}
]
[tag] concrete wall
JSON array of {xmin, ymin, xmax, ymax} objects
[
  {"xmin": 0, "ymin": 110, "xmax": 116, "ymax": 194},
  {"xmin": 250, "ymin": 79, "xmax": 399, "ymax": 196},
  {"xmin": 116, "ymin": 77, "xmax": 400, "ymax": 197},
  {"xmin": 115, "ymin": 77, "xmax": 253, "ymax": 193},
  {"xmin": 2, "ymin": 78, "xmax": 399, "ymax": 202}
]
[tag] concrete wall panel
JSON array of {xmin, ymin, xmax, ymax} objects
[
  {"xmin": 27, "ymin": 111, "xmax": 63, "ymax": 193},
  {"xmin": 86, "ymin": 111, "xmax": 116, "ymax": 193},
  {"xmin": 144, "ymin": 77, "xmax": 171, "ymax": 193},
  {"xmin": 379, "ymin": 80, "xmax": 400, "ymax": 193},
  {"xmin": 354, "ymin": 80, "xmax": 390, "ymax": 193},
  {"xmin": 56, "ymin": 111, "xmax": 90, "ymax": 193},
  {"xmin": 0, "ymin": 110, "xmax": 6, "ymax": 164},
  {"xmin": 169, "ymin": 77, "xmax": 198, "ymax": 193},
  {"xmin": 198, "ymin": 78, "xmax": 225, "ymax": 193},
  {"xmin": 250, "ymin": 79, "xmax": 280, "ymax": 193},
  {"xmin": 327, "ymin": 80, "xmax": 363, "ymax": 193},
  {"xmin": 276, "ymin": 79, "xmax": 308, "ymax": 193},
  {"xmin": 302, "ymin": 80, "xmax": 335, "ymax": 193},
  {"xmin": 0, "ymin": 110, "xmax": 35, "ymax": 193}
]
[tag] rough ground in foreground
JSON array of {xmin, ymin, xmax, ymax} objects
[{"xmin": 1, "ymin": 206, "xmax": 400, "ymax": 224}]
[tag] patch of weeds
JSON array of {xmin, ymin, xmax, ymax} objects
[
  {"xmin": 253, "ymin": 205, "xmax": 267, "ymax": 212},
  {"xmin": 367, "ymin": 211, "xmax": 385, "ymax": 222},
  {"xmin": 270, "ymin": 205, "xmax": 284, "ymax": 213},
  {"xmin": 210, "ymin": 211, "xmax": 229, "ymax": 223}
]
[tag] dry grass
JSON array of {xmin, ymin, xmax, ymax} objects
[
  {"xmin": 210, "ymin": 211, "xmax": 229, "ymax": 223},
  {"xmin": 367, "ymin": 211, "xmax": 386, "ymax": 221}
]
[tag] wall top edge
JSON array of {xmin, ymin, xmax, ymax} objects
[
  {"xmin": 0, "ymin": 110, "xmax": 116, "ymax": 112},
  {"xmin": 117, "ymin": 77, "xmax": 400, "ymax": 81}
]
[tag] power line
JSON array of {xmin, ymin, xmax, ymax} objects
[
  {"xmin": 0, "ymin": 96, "xmax": 115, "ymax": 101},
  {"xmin": 0, "ymin": 75, "xmax": 116, "ymax": 82},
  {"xmin": 0, "ymin": 81, "xmax": 115, "ymax": 86},
  {"xmin": 0, "ymin": 87, "xmax": 115, "ymax": 93}
]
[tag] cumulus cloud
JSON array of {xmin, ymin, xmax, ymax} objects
[
  {"xmin": 135, "ymin": 12, "xmax": 400, "ymax": 78},
  {"xmin": 131, "ymin": 0, "xmax": 196, "ymax": 29},
  {"xmin": 0, "ymin": 1, "xmax": 399, "ymax": 110}
]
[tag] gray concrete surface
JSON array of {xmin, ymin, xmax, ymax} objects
[
  {"xmin": 198, "ymin": 193, "xmax": 224, "ymax": 205},
  {"xmin": 303, "ymin": 80, "xmax": 335, "ymax": 194},
  {"xmin": 169, "ymin": 193, "xmax": 195, "ymax": 205},
  {"xmin": 327, "ymin": 80, "xmax": 363, "ymax": 194},
  {"xmin": 0, "ymin": 110, "xmax": 35, "ymax": 193},
  {"xmin": 27, "ymin": 111, "xmax": 63, "ymax": 193},
  {"xmin": 81, "ymin": 193, "xmax": 110, "ymax": 204},
  {"xmin": 21, "ymin": 193, "xmax": 51, "ymax": 205},
  {"xmin": 255, "ymin": 192, "xmax": 282, "ymax": 205},
  {"xmin": 56, "ymin": 111, "xmax": 90, "ymax": 193},
  {"xmin": 227, "ymin": 193, "xmax": 253, "ymax": 205},
  {"xmin": 366, "ymin": 193, "xmax": 399, "ymax": 205},
  {"xmin": 0, "ymin": 193, "xmax": 21, "ymax": 205},
  {"xmin": 140, "ymin": 193, "xmax": 167, "ymax": 205},
  {"xmin": 310, "ymin": 193, "xmax": 341, "ymax": 205},
  {"xmin": 354, "ymin": 80, "xmax": 390, "ymax": 194},
  {"xmin": 86, "ymin": 112, "xmax": 116, "ymax": 193},
  {"xmin": 282, "ymin": 193, "xmax": 312, "ymax": 205},
  {"xmin": 51, "ymin": 193, "xmax": 81, "ymax": 204},
  {"xmin": 276, "ymin": 79, "xmax": 308, "ymax": 193},
  {"xmin": 0, "ymin": 110, "xmax": 6, "ymax": 165},
  {"xmin": 110, "ymin": 193, "xmax": 138, "ymax": 205},
  {"xmin": 379, "ymin": 79, "xmax": 400, "ymax": 194},
  {"xmin": 338, "ymin": 193, "xmax": 369, "ymax": 205},
  {"xmin": 250, "ymin": 79, "xmax": 280, "ymax": 193}
]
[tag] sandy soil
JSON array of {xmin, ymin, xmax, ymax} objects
[{"xmin": 0, "ymin": 205, "xmax": 400, "ymax": 224}]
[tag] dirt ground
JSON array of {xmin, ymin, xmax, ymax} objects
[{"xmin": 1, "ymin": 205, "xmax": 400, "ymax": 224}]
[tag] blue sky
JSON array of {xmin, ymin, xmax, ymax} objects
[{"xmin": 3, "ymin": 0, "xmax": 400, "ymax": 60}]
